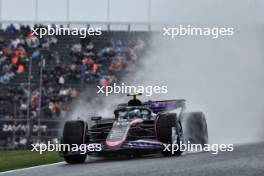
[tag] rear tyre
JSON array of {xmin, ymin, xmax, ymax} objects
[
  {"xmin": 181, "ymin": 112, "xmax": 208, "ymax": 146},
  {"xmin": 156, "ymin": 113, "xmax": 183, "ymax": 156},
  {"xmin": 62, "ymin": 120, "xmax": 87, "ymax": 164}
]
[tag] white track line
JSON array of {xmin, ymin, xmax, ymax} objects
[{"xmin": 0, "ymin": 162, "xmax": 65, "ymax": 175}]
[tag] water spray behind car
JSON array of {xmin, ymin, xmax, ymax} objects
[{"xmin": 130, "ymin": 28, "xmax": 264, "ymax": 145}]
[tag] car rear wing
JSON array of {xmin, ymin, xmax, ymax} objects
[{"xmin": 144, "ymin": 99, "xmax": 186, "ymax": 113}]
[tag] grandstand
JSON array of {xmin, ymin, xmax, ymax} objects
[
  {"xmin": 0, "ymin": 24, "xmax": 150, "ymax": 148},
  {"xmin": 0, "ymin": 0, "xmax": 189, "ymax": 148}
]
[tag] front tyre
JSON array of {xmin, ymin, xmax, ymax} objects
[
  {"xmin": 62, "ymin": 120, "xmax": 87, "ymax": 164},
  {"xmin": 64, "ymin": 155, "xmax": 87, "ymax": 164},
  {"xmin": 156, "ymin": 113, "xmax": 183, "ymax": 156}
]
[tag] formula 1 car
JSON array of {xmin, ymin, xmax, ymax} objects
[{"xmin": 60, "ymin": 93, "xmax": 208, "ymax": 164}]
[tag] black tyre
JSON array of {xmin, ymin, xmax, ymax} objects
[
  {"xmin": 62, "ymin": 120, "xmax": 87, "ymax": 164},
  {"xmin": 64, "ymin": 154, "xmax": 87, "ymax": 164},
  {"xmin": 156, "ymin": 113, "xmax": 183, "ymax": 156},
  {"xmin": 181, "ymin": 112, "xmax": 208, "ymax": 145}
]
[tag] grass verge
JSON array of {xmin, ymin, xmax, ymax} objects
[{"xmin": 0, "ymin": 150, "xmax": 63, "ymax": 172}]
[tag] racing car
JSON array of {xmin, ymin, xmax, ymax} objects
[{"xmin": 60, "ymin": 93, "xmax": 208, "ymax": 164}]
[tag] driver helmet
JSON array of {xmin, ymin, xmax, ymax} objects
[{"xmin": 128, "ymin": 109, "xmax": 141, "ymax": 118}]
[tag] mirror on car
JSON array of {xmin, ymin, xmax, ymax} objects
[{"xmin": 91, "ymin": 116, "xmax": 102, "ymax": 121}]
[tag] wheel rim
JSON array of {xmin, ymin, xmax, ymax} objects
[
  {"xmin": 171, "ymin": 123, "xmax": 184, "ymax": 144},
  {"xmin": 171, "ymin": 127, "xmax": 177, "ymax": 144},
  {"xmin": 178, "ymin": 122, "xmax": 184, "ymax": 144}
]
